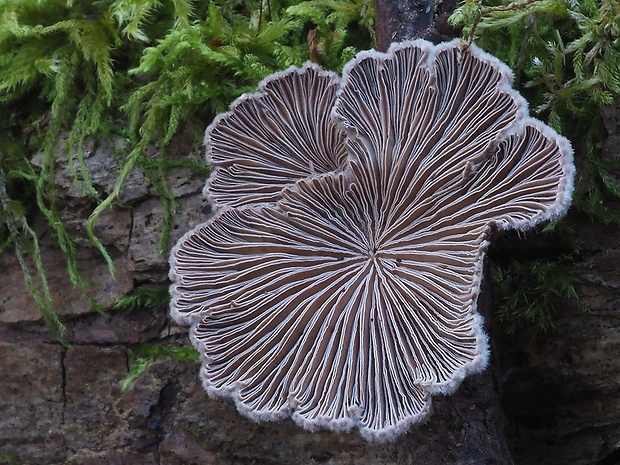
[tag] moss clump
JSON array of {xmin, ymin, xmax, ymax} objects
[
  {"xmin": 490, "ymin": 255, "xmax": 583, "ymax": 335},
  {"xmin": 114, "ymin": 286, "xmax": 171, "ymax": 311},
  {"xmin": 122, "ymin": 344, "xmax": 201, "ymax": 391},
  {"xmin": 0, "ymin": 0, "xmax": 374, "ymax": 339}
]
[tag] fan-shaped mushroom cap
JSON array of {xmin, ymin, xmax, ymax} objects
[
  {"xmin": 170, "ymin": 39, "xmax": 574, "ymax": 442},
  {"xmin": 205, "ymin": 63, "xmax": 347, "ymax": 209}
]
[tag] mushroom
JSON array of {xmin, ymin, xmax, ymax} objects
[{"xmin": 169, "ymin": 39, "xmax": 575, "ymax": 442}]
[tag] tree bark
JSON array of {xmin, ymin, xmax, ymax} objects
[
  {"xmin": 375, "ymin": 0, "xmax": 462, "ymax": 49},
  {"xmin": 375, "ymin": 0, "xmax": 435, "ymax": 50}
]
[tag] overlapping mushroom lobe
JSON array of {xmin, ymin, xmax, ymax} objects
[
  {"xmin": 170, "ymin": 39, "xmax": 574, "ymax": 442},
  {"xmin": 205, "ymin": 63, "xmax": 347, "ymax": 208}
]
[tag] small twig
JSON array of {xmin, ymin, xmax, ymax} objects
[
  {"xmin": 533, "ymin": 14, "xmax": 545, "ymax": 45},
  {"xmin": 258, "ymin": 0, "xmax": 272, "ymax": 30}
]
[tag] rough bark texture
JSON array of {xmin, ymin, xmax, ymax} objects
[
  {"xmin": 375, "ymin": 0, "xmax": 434, "ymax": 50},
  {"xmin": 1, "ymin": 8, "xmax": 620, "ymax": 465},
  {"xmin": 375, "ymin": 0, "xmax": 462, "ymax": 49}
]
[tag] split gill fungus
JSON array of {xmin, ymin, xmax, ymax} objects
[{"xmin": 169, "ymin": 39, "xmax": 575, "ymax": 442}]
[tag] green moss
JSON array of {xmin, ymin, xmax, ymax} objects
[
  {"xmin": 490, "ymin": 255, "xmax": 583, "ymax": 336},
  {"xmin": 0, "ymin": 0, "xmax": 374, "ymax": 340},
  {"xmin": 0, "ymin": 449, "xmax": 22, "ymax": 465},
  {"xmin": 114, "ymin": 286, "xmax": 171, "ymax": 311},
  {"xmin": 122, "ymin": 343, "xmax": 200, "ymax": 391}
]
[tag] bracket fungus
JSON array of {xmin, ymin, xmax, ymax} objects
[{"xmin": 169, "ymin": 39, "xmax": 575, "ymax": 442}]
